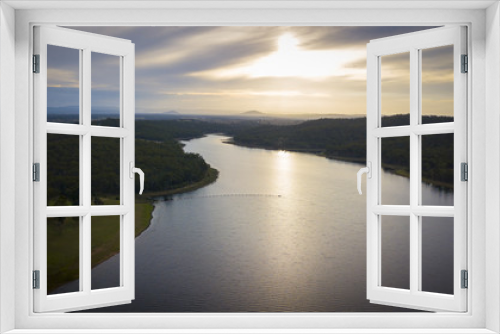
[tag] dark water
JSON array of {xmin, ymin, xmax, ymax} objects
[{"xmin": 62, "ymin": 134, "xmax": 453, "ymax": 312}]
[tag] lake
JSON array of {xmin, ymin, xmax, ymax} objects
[{"xmin": 72, "ymin": 134, "xmax": 454, "ymax": 312}]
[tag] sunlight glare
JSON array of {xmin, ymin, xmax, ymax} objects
[
  {"xmin": 192, "ymin": 33, "xmax": 366, "ymax": 80},
  {"xmin": 276, "ymin": 150, "xmax": 292, "ymax": 173},
  {"xmin": 278, "ymin": 34, "xmax": 299, "ymax": 54},
  {"xmin": 277, "ymin": 150, "xmax": 290, "ymax": 158}
]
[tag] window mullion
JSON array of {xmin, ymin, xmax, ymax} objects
[
  {"xmin": 373, "ymin": 126, "xmax": 411, "ymax": 138},
  {"xmin": 82, "ymin": 214, "xmax": 91, "ymax": 293},
  {"xmin": 82, "ymin": 48, "xmax": 91, "ymax": 207},
  {"xmin": 78, "ymin": 48, "xmax": 84, "ymax": 293},
  {"xmin": 373, "ymin": 123, "xmax": 455, "ymax": 138},
  {"xmin": 409, "ymin": 47, "xmax": 420, "ymax": 294},
  {"xmin": 82, "ymin": 48, "xmax": 92, "ymax": 294},
  {"xmin": 416, "ymin": 47, "xmax": 423, "ymax": 293}
]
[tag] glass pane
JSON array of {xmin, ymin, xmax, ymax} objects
[
  {"xmin": 381, "ymin": 215, "xmax": 410, "ymax": 290},
  {"xmin": 421, "ymin": 217, "xmax": 454, "ymax": 294},
  {"xmin": 91, "ymin": 215, "xmax": 121, "ymax": 290},
  {"xmin": 381, "ymin": 52, "xmax": 410, "ymax": 127},
  {"xmin": 381, "ymin": 136, "xmax": 410, "ymax": 205},
  {"xmin": 421, "ymin": 45, "xmax": 454, "ymax": 124},
  {"xmin": 47, "ymin": 134, "xmax": 80, "ymax": 206},
  {"xmin": 47, "ymin": 45, "xmax": 80, "ymax": 124},
  {"xmin": 91, "ymin": 137, "xmax": 121, "ymax": 205},
  {"xmin": 421, "ymin": 134, "xmax": 454, "ymax": 206},
  {"xmin": 92, "ymin": 52, "xmax": 120, "ymax": 127},
  {"xmin": 47, "ymin": 217, "xmax": 80, "ymax": 295}
]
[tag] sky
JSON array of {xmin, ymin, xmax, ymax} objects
[{"xmin": 47, "ymin": 26, "xmax": 453, "ymax": 116}]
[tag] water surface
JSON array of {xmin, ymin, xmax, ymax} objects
[{"xmin": 68, "ymin": 134, "xmax": 453, "ymax": 312}]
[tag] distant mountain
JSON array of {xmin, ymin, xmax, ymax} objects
[
  {"xmin": 269, "ymin": 113, "xmax": 365, "ymax": 120},
  {"xmin": 238, "ymin": 110, "xmax": 363, "ymax": 119},
  {"xmin": 241, "ymin": 110, "xmax": 264, "ymax": 115},
  {"xmin": 163, "ymin": 110, "xmax": 180, "ymax": 115}
]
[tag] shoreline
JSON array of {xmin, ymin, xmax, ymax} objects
[
  {"xmin": 48, "ymin": 200, "xmax": 156, "ymax": 293},
  {"xmin": 100, "ymin": 167, "xmax": 219, "ymax": 264},
  {"xmin": 99, "ymin": 167, "xmax": 219, "ymax": 265},
  {"xmin": 48, "ymin": 166, "xmax": 219, "ymax": 293},
  {"xmin": 226, "ymin": 139, "xmax": 453, "ymax": 191},
  {"xmin": 142, "ymin": 167, "xmax": 219, "ymax": 199},
  {"xmin": 87, "ymin": 200, "xmax": 155, "ymax": 274}
]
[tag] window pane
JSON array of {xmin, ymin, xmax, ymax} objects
[
  {"xmin": 47, "ymin": 134, "xmax": 80, "ymax": 206},
  {"xmin": 421, "ymin": 217, "xmax": 454, "ymax": 295},
  {"xmin": 381, "ymin": 215, "xmax": 410, "ymax": 290},
  {"xmin": 47, "ymin": 45, "xmax": 80, "ymax": 124},
  {"xmin": 421, "ymin": 134, "xmax": 454, "ymax": 206},
  {"xmin": 47, "ymin": 217, "xmax": 80, "ymax": 295},
  {"xmin": 381, "ymin": 52, "xmax": 410, "ymax": 127},
  {"xmin": 91, "ymin": 216, "xmax": 121, "ymax": 290},
  {"xmin": 91, "ymin": 137, "xmax": 121, "ymax": 205},
  {"xmin": 421, "ymin": 45, "xmax": 454, "ymax": 124},
  {"xmin": 381, "ymin": 136, "xmax": 410, "ymax": 205},
  {"xmin": 92, "ymin": 52, "xmax": 120, "ymax": 127}
]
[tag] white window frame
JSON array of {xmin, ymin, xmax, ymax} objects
[
  {"xmin": 33, "ymin": 25, "xmax": 136, "ymax": 313},
  {"xmin": 366, "ymin": 26, "xmax": 468, "ymax": 312},
  {"xmin": 1, "ymin": 1, "xmax": 499, "ymax": 333}
]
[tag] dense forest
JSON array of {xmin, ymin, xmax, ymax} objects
[
  {"xmin": 231, "ymin": 115, "xmax": 454, "ymax": 189},
  {"xmin": 47, "ymin": 115, "xmax": 455, "ymax": 204},
  {"xmin": 46, "ymin": 120, "xmax": 223, "ymax": 206}
]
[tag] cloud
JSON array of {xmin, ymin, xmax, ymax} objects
[
  {"xmin": 54, "ymin": 26, "xmax": 447, "ymax": 116},
  {"xmin": 422, "ymin": 45, "xmax": 454, "ymax": 83},
  {"xmin": 190, "ymin": 33, "xmax": 366, "ymax": 80},
  {"xmin": 91, "ymin": 52, "xmax": 120, "ymax": 91},
  {"xmin": 47, "ymin": 68, "xmax": 79, "ymax": 88},
  {"xmin": 289, "ymin": 26, "xmax": 437, "ymax": 51}
]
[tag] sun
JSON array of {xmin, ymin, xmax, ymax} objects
[
  {"xmin": 193, "ymin": 33, "xmax": 366, "ymax": 80},
  {"xmin": 277, "ymin": 34, "xmax": 299, "ymax": 54}
]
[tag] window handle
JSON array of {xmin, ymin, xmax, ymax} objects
[
  {"xmin": 130, "ymin": 162, "xmax": 145, "ymax": 195},
  {"xmin": 357, "ymin": 162, "xmax": 371, "ymax": 195}
]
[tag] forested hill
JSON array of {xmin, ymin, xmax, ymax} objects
[
  {"xmin": 47, "ymin": 120, "xmax": 229, "ymax": 206},
  {"xmin": 134, "ymin": 120, "xmax": 220, "ymax": 195},
  {"xmin": 231, "ymin": 115, "xmax": 454, "ymax": 189},
  {"xmin": 232, "ymin": 117, "xmax": 367, "ymax": 158},
  {"xmin": 46, "ymin": 115, "xmax": 455, "ymax": 205}
]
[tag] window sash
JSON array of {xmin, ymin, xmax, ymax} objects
[
  {"xmin": 32, "ymin": 25, "xmax": 136, "ymax": 313},
  {"xmin": 366, "ymin": 26, "xmax": 467, "ymax": 312}
]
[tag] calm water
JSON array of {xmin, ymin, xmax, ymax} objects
[{"xmin": 67, "ymin": 134, "xmax": 453, "ymax": 312}]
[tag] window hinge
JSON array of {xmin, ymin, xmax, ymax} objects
[
  {"xmin": 461, "ymin": 162, "xmax": 468, "ymax": 181},
  {"xmin": 33, "ymin": 270, "xmax": 40, "ymax": 289},
  {"xmin": 461, "ymin": 270, "xmax": 468, "ymax": 289},
  {"xmin": 461, "ymin": 54, "xmax": 468, "ymax": 73},
  {"xmin": 33, "ymin": 163, "xmax": 40, "ymax": 182},
  {"xmin": 33, "ymin": 54, "xmax": 40, "ymax": 73}
]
